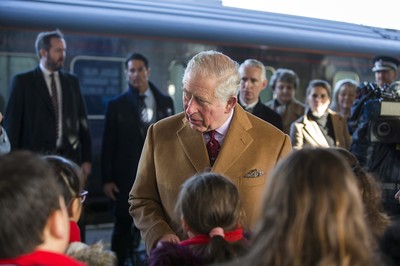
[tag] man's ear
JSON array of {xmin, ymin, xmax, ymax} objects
[
  {"xmin": 225, "ymin": 96, "xmax": 238, "ymax": 113},
  {"xmin": 39, "ymin": 49, "xmax": 47, "ymax": 59},
  {"xmin": 262, "ymin": 79, "xmax": 268, "ymax": 91}
]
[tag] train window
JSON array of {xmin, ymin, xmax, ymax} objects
[
  {"xmin": 333, "ymin": 71, "xmax": 360, "ymax": 87},
  {"xmin": 0, "ymin": 53, "xmax": 38, "ymax": 112},
  {"xmin": 71, "ymin": 56, "xmax": 125, "ymax": 118}
]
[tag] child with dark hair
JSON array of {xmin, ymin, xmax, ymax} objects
[
  {"xmin": 43, "ymin": 155, "xmax": 87, "ymax": 243},
  {"xmin": 44, "ymin": 155, "xmax": 117, "ymax": 265},
  {"xmin": 0, "ymin": 151, "xmax": 84, "ymax": 265},
  {"xmin": 149, "ymin": 172, "xmax": 248, "ymax": 265}
]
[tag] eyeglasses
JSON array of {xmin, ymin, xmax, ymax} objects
[{"xmin": 79, "ymin": 190, "xmax": 88, "ymax": 203}]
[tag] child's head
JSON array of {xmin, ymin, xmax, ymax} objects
[
  {"xmin": 250, "ymin": 148, "xmax": 374, "ymax": 265},
  {"xmin": 43, "ymin": 155, "xmax": 86, "ymax": 222},
  {"xmin": 175, "ymin": 172, "xmax": 243, "ymax": 235},
  {"xmin": 0, "ymin": 151, "xmax": 70, "ymax": 258},
  {"xmin": 174, "ymin": 172, "xmax": 246, "ymax": 263}
]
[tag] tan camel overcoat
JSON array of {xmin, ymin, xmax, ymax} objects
[{"xmin": 129, "ymin": 105, "xmax": 292, "ymax": 252}]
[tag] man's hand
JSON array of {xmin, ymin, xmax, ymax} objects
[
  {"xmin": 156, "ymin": 234, "xmax": 180, "ymax": 248},
  {"xmin": 103, "ymin": 182, "xmax": 119, "ymax": 201}
]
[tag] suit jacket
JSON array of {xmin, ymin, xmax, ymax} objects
[
  {"xmin": 129, "ymin": 105, "xmax": 292, "ymax": 252},
  {"xmin": 101, "ymin": 82, "xmax": 174, "ymax": 191},
  {"xmin": 239, "ymin": 98, "xmax": 283, "ymax": 131},
  {"xmin": 4, "ymin": 66, "xmax": 92, "ymax": 163},
  {"xmin": 290, "ymin": 109, "xmax": 351, "ymax": 150},
  {"xmin": 266, "ymin": 99, "xmax": 305, "ymax": 134}
]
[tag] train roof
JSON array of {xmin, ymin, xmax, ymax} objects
[{"xmin": 1, "ymin": 0, "xmax": 400, "ymax": 56}]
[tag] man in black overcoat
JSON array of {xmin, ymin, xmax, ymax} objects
[{"xmin": 101, "ymin": 53, "xmax": 174, "ymax": 265}]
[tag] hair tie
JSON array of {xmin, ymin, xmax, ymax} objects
[{"xmin": 209, "ymin": 227, "xmax": 225, "ymax": 238}]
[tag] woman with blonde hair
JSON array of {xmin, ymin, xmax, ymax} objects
[
  {"xmin": 220, "ymin": 148, "xmax": 379, "ymax": 266},
  {"xmin": 330, "ymin": 79, "xmax": 358, "ymax": 119}
]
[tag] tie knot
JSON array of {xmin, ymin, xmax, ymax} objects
[{"xmin": 207, "ymin": 130, "xmax": 217, "ymax": 139}]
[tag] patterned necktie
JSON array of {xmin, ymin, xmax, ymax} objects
[
  {"xmin": 50, "ymin": 73, "xmax": 59, "ymax": 138},
  {"xmin": 206, "ymin": 130, "xmax": 221, "ymax": 166},
  {"xmin": 138, "ymin": 95, "xmax": 149, "ymax": 125}
]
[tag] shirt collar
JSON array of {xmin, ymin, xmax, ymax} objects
[
  {"xmin": 142, "ymin": 87, "xmax": 151, "ymax": 97},
  {"xmin": 239, "ymin": 95, "xmax": 258, "ymax": 110},
  {"xmin": 215, "ymin": 109, "xmax": 234, "ymax": 137}
]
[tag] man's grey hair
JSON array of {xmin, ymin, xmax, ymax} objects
[
  {"xmin": 183, "ymin": 50, "xmax": 240, "ymax": 102},
  {"xmin": 239, "ymin": 59, "xmax": 267, "ymax": 82}
]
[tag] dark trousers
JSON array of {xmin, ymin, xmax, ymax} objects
[
  {"xmin": 112, "ymin": 214, "xmax": 132, "ymax": 266},
  {"xmin": 111, "ymin": 193, "xmax": 141, "ymax": 266}
]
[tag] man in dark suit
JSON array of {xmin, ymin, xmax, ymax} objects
[
  {"xmin": 101, "ymin": 53, "xmax": 174, "ymax": 265},
  {"xmin": 238, "ymin": 59, "xmax": 283, "ymax": 131},
  {"xmin": 4, "ymin": 30, "xmax": 92, "ymax": 176}
]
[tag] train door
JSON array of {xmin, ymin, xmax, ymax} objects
[{"xmin": 71, "ymin": 55, "xmax": 125, "ymax": 223}]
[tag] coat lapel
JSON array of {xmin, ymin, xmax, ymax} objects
[
  {"xmin": 303, "ymin": 115, "xmax": 330, "ymax": 147},
  {"xmin": 126, "ymin": 88, "xmax": 140, "ymax": 118},
  {"xmin": 213, "ymin": 105, "xmax": 254, "ymax": 173},
  {"xmin": 34, "ymin": 67, "xmax": 54, "ymax": 115},
  {"xmin": 176, "ymin": 106, "xmax": 254, "ymax": 173},
  {"xmin": 177, "ymin": 118, "xmax": 210, "ymax": 172}
]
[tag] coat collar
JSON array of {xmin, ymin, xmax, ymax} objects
[
  {"xmin": 176, "ymin": 105, "xmax": 254, "ymax": 173},
  {"xmin": 301, "ymin": 109, "xmax": 333, "ymax": 147}
]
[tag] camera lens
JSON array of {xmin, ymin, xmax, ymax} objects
[{"xmin": 376, "ymin": 122, "xmax": 391, "ymax": 137}]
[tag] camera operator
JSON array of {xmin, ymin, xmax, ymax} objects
[{"xmin": 349, "ymin": 55, "xmax": 400, "ymax": 219}]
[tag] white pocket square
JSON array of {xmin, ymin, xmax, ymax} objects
[{"xmin": 243, "ymin": 169, "xmax": 265, "ymax": 178}]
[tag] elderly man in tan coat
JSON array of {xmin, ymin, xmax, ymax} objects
[{"xmin": 129, "ymin": 51, "xmax": 292, "ymax": 253}]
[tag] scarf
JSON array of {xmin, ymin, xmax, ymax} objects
[{"xmin": 179, "ymin": 228, "xmax": 244, "ymax": 246}]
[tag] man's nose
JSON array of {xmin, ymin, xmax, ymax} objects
[{"xmin": 185, "ymin": 97, "xmax": 196, "ymax": 114}]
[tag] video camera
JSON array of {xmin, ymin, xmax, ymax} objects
[{"xmin": 366, "ymin": 82, "xmax": 400, "ymax": 143}]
